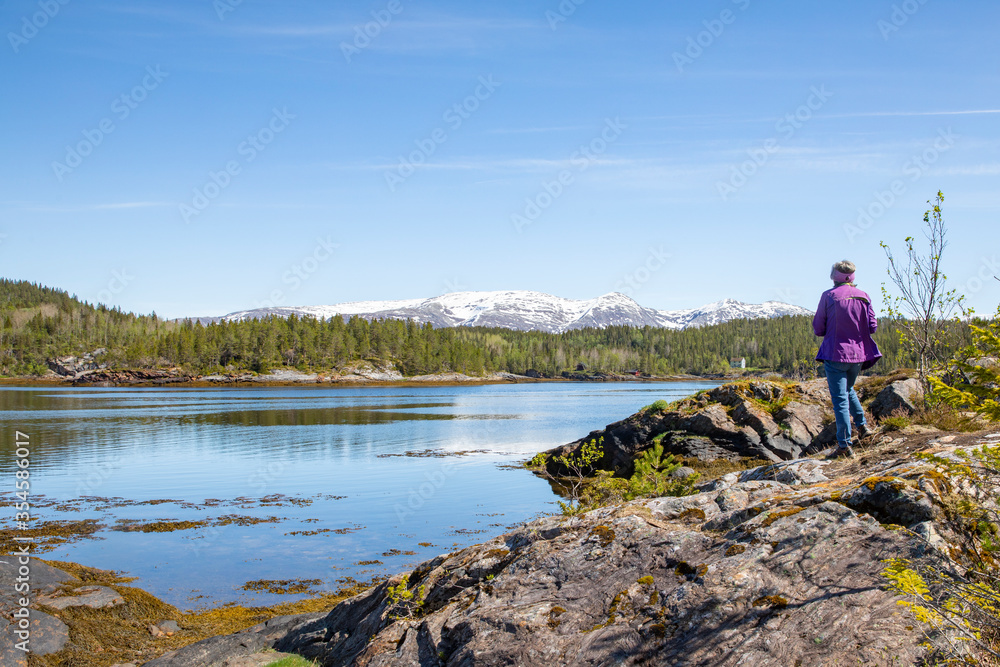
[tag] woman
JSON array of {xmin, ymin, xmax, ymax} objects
[{"xmin": 813, "ymin": 260, "xmax": 882, "ymax": 457}]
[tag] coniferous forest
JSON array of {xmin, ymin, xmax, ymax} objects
[{"xmin": 0, "ymin": 279, "xmax": 975, "ymax": 378}]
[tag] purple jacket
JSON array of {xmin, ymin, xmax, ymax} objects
[{"xmin": 813, "ymin": 284, "xmax": 882, "ymax": 369}]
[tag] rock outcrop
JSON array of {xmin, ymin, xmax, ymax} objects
[
  {"xmin": 870, "ymin": 378, "xmax": 925, "ymax": 420},
  {"xmin": 71, "ymin": 369, "xmax": 191, "ymax": 386},
  {"xmin": 141, "ymin": 432, "xmax": 1000, "ymax": 666},
  {"xmin": 542, "ymin": 380, "xmax": 839, "ymax": 477},
  {"xmin": 46, "ymin": 348, "xmax": 108, "ymax": 378},
  {"xmin": 0, "ymin": 558, "xmax": 78, "ymax": 662}
]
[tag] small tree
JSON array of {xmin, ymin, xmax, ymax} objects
[
  {"xmin": 882, "ymin": 445, "xmax": 1000, "ymax": 662},
  {"xmin": 552, "ymin": 437, "xmax": 604, "ymax": 515},
  {"xmin": 880, "ymin": 191, "xmax": 968, "ymax": 390},
  {"xmin": 385, "ymin": 575, "xmax": 426, "ymax": 620}
]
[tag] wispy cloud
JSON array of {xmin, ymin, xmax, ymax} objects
[
  {"xmin": 20, "ymin": 202, "xmax": 173, "ymax": 213},
  {"xmin": 320, "ymin": 156, "xmax": 641, "ymax": 173},
  {"xmin": 937, "ymin": 164, "xmax": 1000, "ymax": 176},
  {"xmin": 487, "ymin": 125, "xmax": 594, "ymax": 135},
  {"xmin": 231, "ymin": 17, "xmax": 538, "ymax": 40},
  {"xmin": 830, "ymin": 109, "xmax": 1000, "ymax": 118}
]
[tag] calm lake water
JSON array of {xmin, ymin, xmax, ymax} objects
[{"xmin": 0, "ymin": 381, "xmax": 716, "ymax": 609}]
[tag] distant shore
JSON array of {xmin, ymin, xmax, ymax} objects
[{"xmin": 0, "ymin": 368, "xmax": 720, "ymax": 388}]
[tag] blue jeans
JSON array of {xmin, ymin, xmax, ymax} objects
[{"xmin": 824, "ymin": 360, "xmax": 867, "ymax": 449}]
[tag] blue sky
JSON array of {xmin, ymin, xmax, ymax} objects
[{"xmin": 1, "ymin": 0, "xmax": 998, "ymax": 319}]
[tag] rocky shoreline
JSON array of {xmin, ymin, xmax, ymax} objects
[
  {"xmin": 5, "ymin": 376, "xmax": 989, "ymax": 666},
  {"xmin": 1, "ymin": 364, "xmax": 706, "ymax": 388},
  {"xmin": 10, "ymin": 426, "xmax": 988, "ymax": 666}
]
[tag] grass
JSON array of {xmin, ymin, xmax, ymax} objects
[
  {"xmin": 641, "ymin": 399, "xmax": 669, "ymax": 414},
  {"xmin": 911, "ymin": 402, "xmax": 983, "ymax": 432},
  {"xmin": 880, "ymin": 414, "xmax": 912, "ymax": 432},
  {"xmin": 264, "ymin": 656, "xmax": 319, "ymax": 667}
]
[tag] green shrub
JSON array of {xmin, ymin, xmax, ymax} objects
[
  {"xmin": 882, "ymin": 445, "xmax": 1000, "ymax": 662},
  {"xmin": 554, "ymin": 437, "xmax": 604, "ymax": 515},
  {"xmin": 642, "ymin": 400, "xmax": 669, "ymax": 414},
  {"xmin": 880, "ymin": 415, "xmax": 911, "ymax": 432},
  {"xmin": 264, "ymin": 656, "xmax": 319, "ymax": 667},
  {"xmin": 930, "ymin": 307, "xmax": 1000, "ymax": 422},
  {"xmin": 912, "ymin": 402, "xmax": 980, "ymax": 433},
  {"xmin": 525, "ymin": 452, "xmax": 548, "ymax": 468},
  {"xmin": 386, "ymin": 575, "xmax": 426, "ymax": 619},
  {"xmin": 581, "ymin": 443, "xmax": 700, "ymax": 508}
]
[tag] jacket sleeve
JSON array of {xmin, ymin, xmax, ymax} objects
[
  {"xmin": 812, "ymin": 294, "xmax": 827, "ymax": 337},
  {"xmin": 868, "ymin": 300, "xmax": 878, "ymax": 334}
]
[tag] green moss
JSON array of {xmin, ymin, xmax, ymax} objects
[
  {"xmin": 674, "ymin": 562, "xmax": 708, "ymax": 579},
  {"xmin": 861, "ymin": 476, "xmax": 908, "ymax": 492},
  {"xmin": 752, "ymin": 595, "xmax": 788, "ymax": 609},
  {"xmin": 547, "ymin": 605, "xmax": 567, "ymax": 629},
  {"xmin": 637, "ymin": 575, "xmax": 654, "ymax": 586},
  {"xmin": 725, "ymin": 544, "xmax": 747, "ymax": 557},
  {"xmin": 677, "ymin": 508, "xmax": 706, "ymax": 522},
  {"xmin": 589, "ymin": 525, "xmax": 615, "ymax": 547},
  {"xmin": 264, "ymin": 656, "xmax": 319, "ymax": 667},
  {"xmin": 759, "ymin": 507, "xmax": 804, "ymax": 527},
  {"xmin": 583, "ymin": 590, "xmax": 629, "ymax": 633}
]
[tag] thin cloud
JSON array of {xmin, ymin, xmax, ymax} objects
[
  {"xmin": 232, "ymin": 17, "xmax": 537, "ymax": 38},
  {"xmin": 488, "ymin": 125, "xmax": 594, "ymax": 135},
  {"xmin": 21, "ymin": 202, "xmax": 173, "ymax": 213},
  {"xmin": 830, "ymin": 109, "xmax": 1000, "ymax": 118},
  {"xmin": 320, "ymin": 156, "xmax": 641, "ymax": 173},
  {"xmin": 938, "ymin": 164, "xmax": 1000, "ymax": 176}
]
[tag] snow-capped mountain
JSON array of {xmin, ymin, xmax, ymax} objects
[
  {"xmin": 660, "ymin": 298, "xmax": 815, "ymax": 329},
  {"xmin": 210, "ymin": 291, "xmax": 812, "ymax": 333}
]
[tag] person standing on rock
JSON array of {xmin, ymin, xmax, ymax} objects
[{"xmin": 813, "ymin": 260, "xmax": 882, "ymax": 458}]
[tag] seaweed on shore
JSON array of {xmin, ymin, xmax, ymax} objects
[
  {"xmin": 0, "ymin": 519, "xmax": 104, "ymax": 554},
  {"xmin": 25, "ymin": 558, "xmax": 377, "ymax": 667}
]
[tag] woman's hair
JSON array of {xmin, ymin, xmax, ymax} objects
[{"xmin": 831, "ymin": 260, "xmax": 856, "ymax": 279}]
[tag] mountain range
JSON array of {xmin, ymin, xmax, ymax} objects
[{"xmin": 198, "ymin": 291, "xmax": 813, "ymax": 333}]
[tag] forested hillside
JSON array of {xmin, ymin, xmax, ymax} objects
[{"xmin": 0, "ymin": 279, "xmax": 974, "ymax": 378}]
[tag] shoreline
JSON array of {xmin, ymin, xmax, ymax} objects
[
  {"xmin": 16, "ymin": 425, "xmax": 996, "ymax": 666},
  {"xmin": 0, "ymin": 372, "xmax": 720, "ymax": 389}
]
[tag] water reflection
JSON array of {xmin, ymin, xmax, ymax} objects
[{"xmin": 0, "ymin": 381, "xmax": 718, "ymax": 608}]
